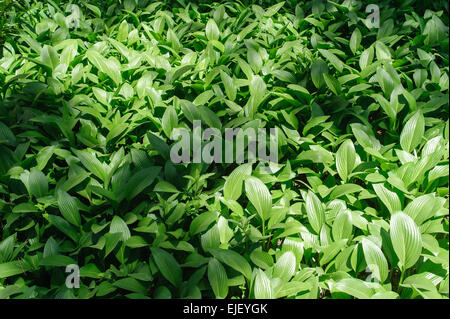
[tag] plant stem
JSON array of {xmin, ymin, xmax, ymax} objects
[
  {"xmin": 262, "ymin": 219, "xmax": 266, "ymax": 250},
  {"xmin": 400, "ymin": 270, "xmax": 405, "ymax": 283},
  {"xmin": 398, "ymin": 268, "xmax": 406, "ymax": 294}
]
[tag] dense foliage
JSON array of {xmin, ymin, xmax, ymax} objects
[{"xmin": 0, "ymin": 0, "xmax": 448, "ymax": 299}]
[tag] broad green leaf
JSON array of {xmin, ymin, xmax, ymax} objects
[
  {"xmin": 110, "ymin": 216, "xmax": 131, "ymax": 241},
  {"xmin": 220, "ymin": 70, "xmax": 236, "ymax": 101},
  {"xmin": 28, "ymin": 168, "xmax": 48, "ymax": 198},
  {"xmin": 400, "ymin": 111, "xmax": 425, "ymax": 152},
  {"xmin": 113, "ymin": 278, "xmax": 147, "ymax": 295},
  {"xmin": 361, "ymin": 238, "xmax": 389, "ymax": 283},
  {"xmin": 223, "ymin": 163, "xmax": 252, "ymax": 200},
  {"xmin": 373, "ymin": 184, "xmax": 402, "ymax": 214},
  {"xmin": 390, "ymin": 212, "xmax": 422, "ymax": 270},
  {"xmin": 319, "ymin": 49, "xmax": 344, "ymax": 73},
  {"xmin": 48, "ymin": 214, "xmax": 80, "ymax": 242},
  {"xmin": 208, "ymin": 258, "xmax": 228, "ymax": 298},
  {"xmin": 336, "ymin": 139, "xmax": 356, "ymax": 182},
  {"xmin": 86, "ymin": 49, "xmax": 122, "ymax": 85},
  {"xmin": 244, "ymin": 176, "xmax": 272, "ymax": 221},
  {"xmin": 273, "ymin": 251, "xmax": 296, "ymax": 282},
  {"xmin": 250, "ymin": 250, "xmax": 273, "ymax": 269},
  {"xmin": 332, "ymin": 210, "xmax": 353, "ymax": 241},
  {"xmin": 125, "ymin": 166, "xmax": 161, "ymax": 200},
  {"xmin": 404, "ymin": 194, "xmax": 438, "ymax": 225},
  {"xmin": 151, "ymin": 247, "xmax": 182, "ymax": 287},
  {"xmin": 254, "ymin": 269, "xmax": 273, "ymax": 299},
  {"xmin": 162, "ymin": 106, "xmax": 178, "ymax": 138},
  {"xmin": 311, "ymin": 59, "xmax": 328, "ymax": 88},
  {"xmin": 206, "ymin": 19, "xmax": 220, "ymax": 41},
  {"xmin": 334, "ymin": 278, "xmax": 374, "ymax": 299},
  {"xmin": 0, "ymin": 261, "xmax": 32, "ymax": 279},
  {"xmin": 209, "ymin": 249, "xmax": 252, "ymax": 280},
  {"xmin": 40, "ymin": 45, "xmax": 59, "ymax": 70},
  {"xmin": 350, "ymin": 28, "xmax": 361, "ymax": 54},
  {"xmin": 56, "ymin": 189, "xmax": 81, "ymax": 227},
  {"xmin": 329, "ymin": 184, "xmax": 363, "ymax": 200},
  {"xmin": 305, "ymin": 191, "xmax": 325, "ymax": 234}
]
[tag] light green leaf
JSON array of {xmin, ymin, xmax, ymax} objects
[
  {"xmin": 400, "ymin": 111, "xmax": 425, "ymax": 152},
  {"xmin": 209, "ymin": 249, "xmax": 252, "ymax": 280},
  {"xmin": 208, "ymin": 258, "xmax": 228, "ymax": 298},
  {"xmin": 254, "ymin": 269, "xmax": 273, "ymax": 299},
  {"xmin": 336, "ymin": 139, "xmax": 356, "ymax": 182},
  {"xmin": 373, "ymin": 184, "xmax": 402, "ymax": 214},
  {"xmin": 390, "ymin": 212, "xmax": 422, "ymax": 270},
  {"xmin": 350, "ymin": 28, "xmax": 361, "ymax": 54},
  {"xmin": 332, "ymin": 210, "xmax": 353, "ymax": 241},
  {"xmin": 224, "ymin": 163, "xmax": 252, "ymax": 200},
  {"xmin": 319, "ymin": 49, "xmax": 344, "ymax": 73},
  {"xmin": 273, "ymin": 251, "xmax": 296, "ymax": 282},
  {"xmin": 244, "ymin": 176, "xmax": 272, "ymax": 221},
  {"xmin": 110, "ymin": 216, "xmax": 130, "ymax": 241},
  {"xmin": 361, "ymin": 238, "xmax": 389, "ymax": 283},
  {"xmin": 305, "ymin": 191, "xmax": 325, "ymax": 234},
  {"xmin": 334, "ymin": 278, "xmax": 374, "ymax": 299}
]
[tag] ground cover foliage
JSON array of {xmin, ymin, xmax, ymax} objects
[{"xmin": 0, "ymin": 0, "xmax": 449, "ymax": 299}]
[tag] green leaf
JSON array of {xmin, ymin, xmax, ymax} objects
[
  {"xmin": 110, "ymin": 216, "xmax": 131, "ymax": 241},
  {"xmin": 359, "ymin": 46, "xmax": 374, "ymax": 70},
  {"xmin": 190, "ymin": 211, "xmax": 217, "ymax": 235},
  {"xmin": 125, "ymin": 166, "xmax": 161, "ymax": 200},
  {"xmin": 0, "ymin": 261, "xmax": 32, "ymax": 279},
  {"xmin": 273, "ymin": 251, "xmax": 296, "ymax": 282},
  {"xmin": 311, "ymin": 59, "xmax": 328, "ymax": 88},
  {"xmin": 254, "ymin": 269, "xmax": 273, "ymax": 299},
  {"xmin": 329, "ymin": 184, "xmax": 363, "ymax": 200},
  {"xmin": 332, "ymin": 210, "xmax": 353, "ymax": 241},
  {"xmin": 336, "ymin": 140, "xmax": 356, "ymax": 182},
  {"xmin": 319, "ymin": 49, "xmax": 344, "ymax": 73},
  {"xmin": 323, "ymin": 73, "xmax": 342, "ymax": 95},
  {"xmin": 305, "ymin": 191, "xmax": 325, "ymax": 234},
  {"xmin": 56, "ymin": 189, "xmax": 81, "ymax": 227},
  {"xmin": 162, "ymin": 106, "xmax": 178, "ymax": 138},
  {"xmin": 40, "ymin": 45, "xmax": 59, "ymax": 70},
  {"xmin": 400, "ymin": 111, "xmax": 425, "ymax": 152},
  {"xmin": 244, "ymin": 176, "xmax": 272, "ymax": 221},
  {"xmin": 350, "ymin": 28, "xmax": 361, "ymax": 54},
  {"xmin": 206, "ymin": 19, "xmax": 220, "ymax": 41},
  {"xmin": 223, "ymin": 163, "xmax": 252, "ymax": 201},
  {"xmin": 250, "ymin": 250, "xmax": 273, "ymax": 269},
  {"xmin": 0, "ymin": 121, "xmax": 16, "ymax": 145},
  {"xmin": 373, "ymin": 184, "xmax": 402, "ymax": 214},
  {"xmin": 361, "ymin": 238, "xmax": 389, "ymax": 283},
  {"xmin": 404, "ymin": 194, "xmax": 438, "ymax": 225},
  {"xmin": 334, "ymin": 278, "xmax": 374, "ymax": 299},
  {"xmin": 48, "ymin": 214, "xmax": 80, "ymax": 242},
  {"xmin": 28, "ymin": 168, "xmax": 48, "ymax": 198},
  {"xmin": 73, "ymin": 149, "xmax": 108, "ymax": 184},
  {"xmin": 350, "ymin": 123, "xmax": 382, "ymax": 151},
  {"xmin": 390, "ymin": 212, "xmax": 422, "ymax": 270},
  {"xmin": 151, "ymin": 247, "xmax": 182, "ymax": 287},
  {"xmin": 208, "ymin": 258, "xmax": 228, "ymax": 298},
  {"xmin": 209, "ymin": 249, "xmax": 252, "ymax": 280},
  {"xmin": 220, "ymin": 70, "xmax": 236, "ymax": 101},
  {"xmin": 86, "ymin": 49, "xmax": 122, "ymax": 86},
  {"xmin": 113, "ymin": 277, "xmax": 147, "ymax": 294},
  {"xmin": 39, "ymin": 255, "xmax": 77, "ymax": 267}
]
